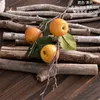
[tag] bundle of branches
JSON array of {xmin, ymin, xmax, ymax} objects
[{"xmin": 0, "ymin": 3, "xmax": 100, "ymax": 84}]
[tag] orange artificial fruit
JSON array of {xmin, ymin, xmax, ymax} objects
[
  {"xmin": 40, "ymin": 44, "xmax": 59, "ymax": 63},
  {"xmin": 25, "ymin": 27, "xmax": 43, "ymax": 44},
  {"xmin": 49, "ymin": 18, "xmax": 69, "ymax": 37}
]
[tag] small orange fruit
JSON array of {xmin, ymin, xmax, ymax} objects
[
  {"xmin": 25, "ymin": 27, "xmax": 43, "ymax": 44},
  {"xmin": 49, "ymin": 18, "xmax": 69, "ymax": 37},
  {"xmin": 40, "ymin": 44, "xmax": 59, "ymax": 63}
]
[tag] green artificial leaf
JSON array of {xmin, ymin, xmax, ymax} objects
[
  {"xmin": 58, "ymin": 33, "xmax": 77, "ymax": 50},
  {"xmin": 26, "ymin": 36, "xmax": 53, "ymax": 59},
  {"xmin": 39, "ymin": 18, "xmax": 52, "ymax": 36}
]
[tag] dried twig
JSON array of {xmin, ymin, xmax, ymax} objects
[
  {"xmin": 69, "ymin": 28, "xmax": 90, "ymax": 36},
  {"xmin": 0, "ymin": 49, "xmax": 100, "ymax": 65},
  {"xmin": 3, "ymin": 32, "xmax": 100, "ymax": 44},
  {"xmin": 69, "ymin": 23, "xmax": 100, "ymax": 34},
  {"xmin": 0, "ymin": 20, "xmax": 29, "ymax": 32},
  {"xmin": 0, "ymin": 12, "xmax": 46, "ymax": 21},
  {"xmin": 0, "ymin": 58, "xmax": 98, "ymax": 82},
  {"xmin": 67, "ymin": 16, "xmax": 100, "ymax": 23},
  {"xmin": 16, "ymin": 4, "xmax": 100, "ymax": 12},
  {"xmin": 77, "ymin": 46, "xmax": 100, "ymax": 52},
  {"xmin": 6, "ymin": 11, "xmax": 98, "ymax": 19}
]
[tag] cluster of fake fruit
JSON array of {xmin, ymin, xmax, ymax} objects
[{"xmin": 25, "ymin": 18, "xmax": 69, "ymax": 63}]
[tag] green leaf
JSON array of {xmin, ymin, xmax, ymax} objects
[
  {"xmin": 26, "ymin": 36, "xmax": 53, "ymax": 59},
  {"xmin": 39, "ymin": 18, "xmax": 52, "ymax": 36},
  {"xmin": 58, "ymin": 33, "xmax": 77, "ymax": 50}
]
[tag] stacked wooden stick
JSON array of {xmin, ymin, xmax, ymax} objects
[{"xmin": 0, "ymin": 4, "xmax": 100, "ymax": 82}]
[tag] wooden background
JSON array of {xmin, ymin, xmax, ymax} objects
[{"xmin": 0, "ymin": 0, "xmax": 100, "ymax": 100}]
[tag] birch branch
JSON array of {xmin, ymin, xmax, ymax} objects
[
  {"xmin": 67, "ymin": 16, "xmax": 100, "ymax": 23},
  {"xmin": 0, "ymin": 58, "xmax": 98, "ymax": 82},
  {"xmin": 0, "ymin": 20, "xmax": 30, "ymax": 32},
  {"xmin": 15, "ymin": 39, "xmax": 28, "ymax": 46},
  {"xmin": 69, "ymin": 28, "xmax": 90, "ymax": 36},
  {"xmin": 0, "ymin": 12, "xmax": 46, "ymax": 21},
  {"xmin": 74, "ymin": 36, "xmax": 100, "ymax": 44},
  {"xmin": 6, "ymin": 11, "xmax": 97, "ymax": 19},
  {"xmin": 16, "ymin": 4, "xmax": 100, "ymax": 12},
  {"xmin": 77, "ymin": 46, "xmax": 100, "ymax": 52},
  {"xmin": 2, "ymin": 46, "xmax": 100, "ymax": 53},
  {"xmin": 3, "ymin": 32, "xmax": 100, "ymax": 44},
  {"xmin": 0, "ymin": 49, "xmax": 100, "ymax": 65},
  {"xmin": 69, "ymin": 23, "xmax": 100, "ymax": 34},
  {"xmin": 37, "ymin": 63, "xmax": 98, "ymax": 82}
]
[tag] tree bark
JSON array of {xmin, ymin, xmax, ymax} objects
[
  {"xmin": 0, "ymin": 20, "xmax": 29, "ymax": 32},
  {"xmin": 0, "ymin": 49, "xmax": 100, "ymax": 65},
  {"xmin": 0, "ymin": 12, "xmax": 46, "ymax": 21},
  {"xmin": 4, "ymin": 32, "xmax": 100, "ymax": 44},
  {"xmin": 0, "ymin": 58, "xmax": 98, "ymax": 82},
  {"xmin": 2, "ymin": 46, "xmax": 100, "ymax": 53},
  {"xmin": 67, "ymin": 16, "xmax": 100, "ymax": 23},
  {"xmin": 37, "ymin": 63, "xmax": 98, "ymax": 82},
  {"xmin": 15, "ymin": 39, "xmax": 29, "ymax": 46},
  {"xmin": 74, "ymin": 36, "xmax": 100, "ymax": 44},
  {"xmin": 6, "ymin": 11, "xmax": 97, "ymax": 19},
  {"xmin": 77, "ymin": 46, "xmax": 100, "ymax": 52},
  {"xmin": 69, "ymin": 23, "xmax": 100, "ymax": 35},
  {"xmin": 69, "ymin": 28, "xmax": 90, "ymax": 36},
  {"xmin": 16, "ymin": 4, "xmax": 100, "ymax": 12}
]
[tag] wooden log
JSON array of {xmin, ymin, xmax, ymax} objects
[
  {"xmin": 0, "ymin": 12, "xmax": 46, "ymax": 22},
  {"xmin": 69, "ymin": 28, "xmax": 90, "ymax": 36},
  {"xmin": 0, "ymin": 20, "xmax": 30, "ymax": 32},
  {"xmin": 2, "ymin": 46, "xmax": 100, "ymax": 53},
  {"xmin": 69, "ymin": 23, "xmax": 100, "ymax": 34},
  {"xmin": 37, "ymin": 63, "xmax": 98, "ymax": 82},
  {"xmin": 16, "ymin": 4, "xmax": 100, "ymax": 12},
  {"xmin": 15, "ymin": 39, "xmax": 29, "ymax": 46},
  {"xmin": 6, "ymin": 11, "xmax": 98, "ymax": 19},
  {"xmin": 3, "ymin": 32, "xmax": 100, "ymax": 44},
  {"xmin": 74, "ymin": 36, "xmax": 100, "ymax": 44},
  {"xmin": 77, "ymin": 47, "xmax": 100, "ymax": 52},
  {"xmin": 3, "ymin": 32, "xmax": 24, "ymax": 40},
  {"xmin": 0, "ymin": 49, "xmax": 100, "ymax": 65},
  {"xmin": 3, "ymin": 29, "xmax": 91, "ymax": 41},
  {"xmin": 1, "ymin": 46, "xmax": 28, "ymax": 51},
  {"xmin": 67, "ymin": 16, "xmax": 100, "ymax": 23},
  {"xmin": 13, "ymin": 35, "xmax": 100, "ymax": 44},
  {"xmin": 0, "ymin": 58, "xmax": 98, "ymax": 82}
]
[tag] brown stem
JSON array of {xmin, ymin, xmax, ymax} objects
[
  {"xmin": 0, "ymin": 12, "xmax": 46, "ymax": 21},
  {"xmin": 0, "ymin": 58, "xmax": 98, "ymax": 82},
  {"xmin": 69, "ymin": 23, "xmax": 100, "ymax": 35},
  {"xmin": 6, "ymin": 11, "xmax": 97, "ymax": 19},
  {"xmin": 0, "ymin": 49, "xmax": 100, "ymax": 65},
  {"xmin": 0, "ymin": 20, "xmax": 30, "ymax": 32},
  {"xmin": 16, "ymin": 4, "xmax": 100, "ymax": 12},
  {"xmin": 67, "ymin": 16, "xmax": 100, "ymax": 23}
]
